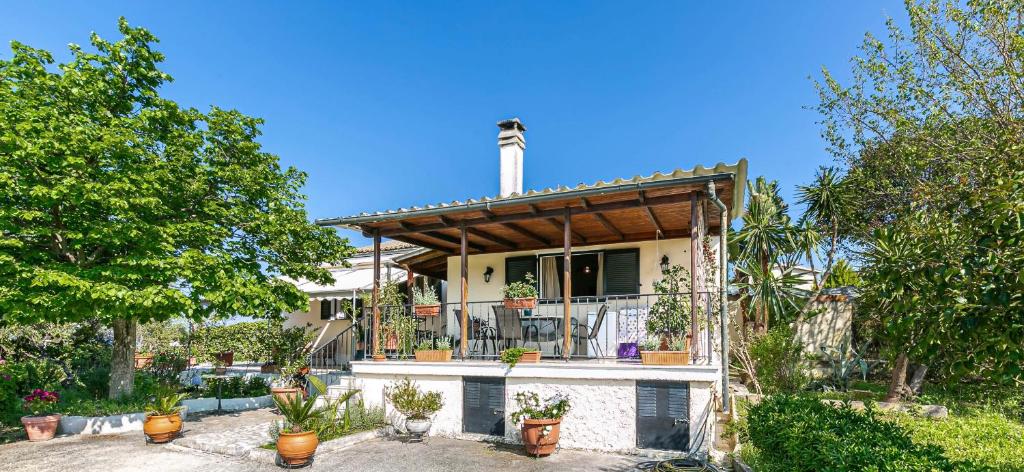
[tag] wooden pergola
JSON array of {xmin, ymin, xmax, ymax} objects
[{"xmin": 317, "ymin": 160, "xmax": 747, "ymax": 360}]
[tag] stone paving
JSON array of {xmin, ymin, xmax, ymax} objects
[{"xmin": 173, "ymin": 420, "xmax": 273, "ymax": 456}]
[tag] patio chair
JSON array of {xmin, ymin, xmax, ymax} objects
[
  {"xmin": 492, "ymin": 306, "xmax": 541, "ymax": 352},
  {"xmin": 454, "ymin": 309, "xmax": 496, "ymax": 357},
  {"xmin": 571, "ymin": 304, "xmax": 608, "ymax": 357}
]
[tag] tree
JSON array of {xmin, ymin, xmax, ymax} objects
[
  {"xmin": 816, "ymin": 0, "xmax": 1024, "ymax": 394},
  {"xmin": 0, "ymin": 19, "xmax": 353, "ymax": 398}
]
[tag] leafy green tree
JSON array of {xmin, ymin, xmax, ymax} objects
[
  {"xmin": 0, "ymin": 19, "xmax": 353, "ymax": 398},
  {"xmin": 816, "ymin": 1, "xmax": 1024, "ymax": 394}
]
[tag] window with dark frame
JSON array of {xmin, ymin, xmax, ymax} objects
[{"xmin": 505, "ymin": 248, "xmax": 640, "ymax": 299}]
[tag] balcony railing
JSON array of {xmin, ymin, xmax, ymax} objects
[{"xmin": 349, "ymin": 292, "xmax": 719, "ymax": 364}]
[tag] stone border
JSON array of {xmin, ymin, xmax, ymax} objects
[
  {"xmin": 181, "ymin": 395, "xmax": 273, "ymax": 415},
  {"xmin": 246, "ymin": 429, "xmax": 383, "ymax": 463},
  {"xmin": 59, "ymin": 410, "xmax": 187, "ymax": 436}
]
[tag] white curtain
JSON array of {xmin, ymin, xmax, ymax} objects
[{"xmin": 542, "ymin": 256, "xmax": 560, "ymax": 299}]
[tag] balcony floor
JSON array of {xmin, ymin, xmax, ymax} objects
[{"xmin": 351, "ymin": 358, "xmax": 721, "ymax": 383}]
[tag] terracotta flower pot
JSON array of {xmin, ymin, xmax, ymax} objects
[
  {"xmin": 414, "ymin": 350, "xmax": 453, "ymax": 362},
  {"xmin": 521, "ymin": 418, "xmax": 561, "ymax": 456},
  {"xmin": 385, "ymin": 333, "xmax": 399, "ymax": 350},
  {"xmin": 143, "ymin": 413, "xmax": 183, "ymax": 444},
  {"xmin": 414, "ymin": 304, "xmax": 441, "ymax": 316},
  {"xmin": 639, "ymin": 350, "xmax": 690, "ymax": 365},
  {"xmin": 504, "ymin": 297, "xmax": 537, "ymax": 309},
  {"xmin": 21, "ymin": 414, "xmax": 61, "ymax": 442},
  {"xmin": 276, "ymin": 430, "xmax": 319, "ymax": 466},
  {"xmin": 372, "ymin": 353, "xmax": 387, "ymax": 362},
  {"xmin": 298, "ymin": 366, "xmax": 310, "ymax": 376},
  {"xmin": 271, "ymin": 387, "xmax": 304, "ymax": 405}
]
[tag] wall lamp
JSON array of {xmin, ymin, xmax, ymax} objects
[
  {"xmin": 483, "ymin": 266, "xmax": 494, "ymax": 283},
  {"xmin": 660, "ymin": 255, "xmax": 670, "ymax": 273}
]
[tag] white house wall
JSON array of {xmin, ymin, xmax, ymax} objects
[{"xmin": 284, "ymin": 299, "xmax": 353, "ymax": 349}]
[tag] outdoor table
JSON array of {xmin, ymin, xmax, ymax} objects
[
  {"xmin": 519, "ymin": 314, "xmax": 565, "ymax": 356},
  {"xmin": 200, "ymin": 374, "xmax": 238, "ymax": 413}
]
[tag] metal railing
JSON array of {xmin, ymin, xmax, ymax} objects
[
  {"xmin": 358, "ymin": 292, "xmax": 720, "ymax": 364},
  {"xmin": 307, "ymin": 322, "xmax": 360, "ymax": 385}
]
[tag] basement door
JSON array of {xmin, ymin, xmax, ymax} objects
[
  {"xmin": 636, "ymin": 381, "xmax": 690, "ymax": 451},
  {"xmin": 463, "ymin": 377, "xmax": 505, "ymax": 436}
]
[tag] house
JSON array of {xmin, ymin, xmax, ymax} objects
[
  {"xmin": 284, "ymin": 240, "xmax": 439, "ymax": 368},
  {"xmin": 313, "ymin": 118, "xmax": 747, "ymax": 455}
]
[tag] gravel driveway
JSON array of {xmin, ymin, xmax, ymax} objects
[{"xmin": 0, "ymin": 409, "xmax": 650, "ymax": 471}]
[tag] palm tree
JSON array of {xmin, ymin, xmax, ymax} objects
[{"xmin": 796, "ymin": 167, "xmax": 849, "ymax": 288}]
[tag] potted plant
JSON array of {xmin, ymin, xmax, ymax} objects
[
  {"xmin": 639, "ymin": 337, "xmax": 690, "ymax": 365},
  {"xmin": 510, "ymin": 391, "xmax": 571, "ymax": 457},
  {"xmin": 134, "ymin": 352, "xmax": 155, "ymax": 369},
  {"xmin": 274, "ymin": 393, "xmax": 324, "ymax": 467},
  {"xmin": 500, "ymin": 346, "xmax": 541, "ymax": 368},
  {"xmin": 412, "ymin": 286, "xmax": 441, "ymax": 316},
  {"xmin": 271, "ymin": 361, "xmax": 307, "ymax": 404},
  {"xmin": 143, "ymin": 392, "xmax": 187, "ymax": 444},
  {"xmin": 214, "ymin": 350, "xmax": 234, "ymax": 367},
  {"xmin": 642, "ymin": 264, "xmax": 691, "ymax": 365},
  {"xmin": 502, "ymin": 273, "xmax": 538, "ymax": 309},
  {"xmin": 414, "ymin": 338, "xmax": 453, "ymax": 362},
  {"xmin": 20, "ymin": 389, "xmax": 60, "ymax": 442},
  {"xmin": 384, "ymin": 378, "xmax": 444, "ymax": 438}
]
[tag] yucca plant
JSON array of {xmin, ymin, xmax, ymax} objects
[
  {"xmin": 274, "ymin": 392, "xmax": 324, "ymax": 433},
  {"xmin": 146, "ymin": 392, "xmax": 188, "ymax": 417}
]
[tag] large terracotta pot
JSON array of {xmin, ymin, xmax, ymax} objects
[
  {"xmin": 413, "ymin": 304, "xmax": 441, "ymax": 316},
  {"xmin": 277, "ymin": 430, "xmax": 319, "ymax": 466},
  {"xmin": 372, "ymin": 354, "xmax": 387, "ymax": 362},
  {"xmin": 214, "ymin": 351, "xmax": 234, "ymax": 367},
  {"xmin": 504, "ymin": 297, "xmax": 537, "ymax": 309},
  {"xmin": 134, "ymin": 354, "xmax": 154, "ymax": 369},
  {"xmin": 21, "ymin": 414, "xmax": 61, "ymax": 442},
  {"xmin": 143, "ymin": 413, "xmax": 183, "ymax": 444},
  {"xmin": 521, "ymin": 418, "xmax": 561, "ymax": 456},
  {"xmin": 271, "ymin": 387, "xmax": 304, "ymax": 405}
]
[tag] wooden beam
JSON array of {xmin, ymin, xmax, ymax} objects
[
  {"xmin": 502, "ymin": 223, "xmax": 550, "ymax": 245},
  {"xmin": 377, "ymin": 192, "xmax": 689, "ymax": 237},
  {"xmin": 420, "ymin": 231, "xmax": 486, "ymax": 252},
  {"xmin": 459, "ymin": 223, "xmax": 469, "ymax": 360},
  {"xmin": 639, "ymin": 191, "xmax": 665, "ymax": 235},
  {"xmin": 466, "ymin": 227, "xmax": 517, "ymax": 249},
  {"xmin": 371, "ymin": 230, "xmax": 381, "ymax": 357},
  {"xmin": 592, "ymin": 211, "xmax": 625, "ymax": 240},
  {"xmin": 390, "ymin": 235, "xmax": 455, "ymax": 254},
  {"xmin": 562, "ymin": 207, "xmax": 572, "ymax": 360}
]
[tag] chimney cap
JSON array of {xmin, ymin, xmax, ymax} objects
[{"xmin": 497, "ymin": 117, "xmax": 526, "ymax": 132}]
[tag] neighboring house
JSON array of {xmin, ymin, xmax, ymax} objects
[
  {"xmin": 314, "ymin": 118, "xmax": 748, "ymax": 455},
  {"xmin": 284, "ymin": 240, "xmax": 433, "ymax": 367}
]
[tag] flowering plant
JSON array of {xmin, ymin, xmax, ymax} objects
[{"xmin": 23, "ymin": 389, "xmax": 59, "ymax": 416}]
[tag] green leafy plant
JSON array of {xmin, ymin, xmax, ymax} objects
[
  {"xmin": 747, "ymin": 326, "xmax": 809, "ymax": 395},
  {"xmin": 274, "ymin": 392, "xmax": 324, "ymax": 434},
  {"xmin": 668, "ymin": 338, "xmax": 688, "ymax": 352},
  {"xmin": 500, "ymin": 347, "xmax": 539, "ymax": 368},
  {"xmin": 308, "ymin": 389, "xmax": 361, "ymax": 440},
  {"xmin": 501, "ymin": 273, "xmax": 538, "ymax": 299},
  {"xmin": 433, "ymin": 338, "xmax": 451, "ymax": 351},
  {"xmin": 639, "ymin": 338, "xmax": 659, "ymax": 352},
  {"xmin": 145, "ymin": 392, "xmax": 187, "ymax": 417},
  {"xmin": 384, "ymin": 378, "xmax": 444, "ymax": 420},
  {"xmin": 412, "ymin": 286, "xmax": 439, "ymax": 306},
  {"xmin": 647, "ymin": 264, "xmax": 692, "ymax": 341},
  {"xmin": 820, "ymin": 337, "xmax": 875, "ymax": 392},
  {"xmin": 509, "ymin": 392, "xmax": 571, "ymax": 424},
  {"xmin": 415, "ymin": 338, "xmax": 452, "ymax": 351}
]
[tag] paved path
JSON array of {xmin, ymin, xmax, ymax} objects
[{"xmin": 0, "ymin": 408, "xmax": 652, "ymax": 471}]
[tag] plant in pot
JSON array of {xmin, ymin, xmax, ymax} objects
[
  {"xmin": 211, "ymin": 357, "xmax": 228, "ymax": 375},
  {"xmin": 214, "ymin": 350, "xmax": 234, "ymax": 367},
  {"xmin": 143, "ymin": 392, "xmax": 188, "ymax": 444},
  {"xmin": 502, "ymin": 272, "xmax": 538, "ymax": 309},
  {"xmin": 500, "ymin": 346, "xmax": 541, "ymax": 368},
  {"xmin": 510, "ymin": 391, "xmax": 571, "ymax": 457},
  {"xmin": 414, "ymin": 338, "xmax": 453, "ymax": 362},
  {"xmin": 384, "ymin": 378, "xmax": 444, "ymax": 440},
  {"xmin": 273, "ymin": 393, "xmax": 325, "ymax": 467},
  {"xmin": 641, "ymin": 264, "xmax": 691, "ymax": 366},
  {"xmin": 134, "ymin": 352, "xmax": 155, "ymax": 369},
  {"xmin": 20, "ymin": 389, "xmax": 60, "ymax": 441},
  {"xmin": 412, "ymin": 286, "xmax": 441, "ymax": 316},
  {"xmin": 271, "ymin": 360, "xmax": 308, "ymax": 404}
]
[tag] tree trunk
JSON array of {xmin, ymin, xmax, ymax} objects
[
  {"xmin": 109, "ymin": 318, "xmax": 138, "ymax": 399},
  {"xmin": 908, "ymin": 364, "xmax": 928, "ymax": 395},
  {"xmin": 884, "ymin": 352, "xmax": 909, "ymax": 402}
]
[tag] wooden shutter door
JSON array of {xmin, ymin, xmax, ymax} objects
[
  {"xmin": 463, "ymin": 377, "xmax": 505, "ymax": 436},
  {"xmin": 636, "ymin": 381, "xmax": 690, "ymax": 450}
]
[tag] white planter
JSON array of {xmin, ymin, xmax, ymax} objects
[{"xmin": 405, "ymin": 418, "xmax": 432, "ymax": 436}]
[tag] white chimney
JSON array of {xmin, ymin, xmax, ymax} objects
[{"xmin": 497, "ymin": 118, "xmax": 526, "ymax": 197}]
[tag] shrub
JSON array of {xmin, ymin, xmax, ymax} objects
[
  {"xmin": 198, "ymin": 376, "xmax": 269, "ymax": 399},
  {"xmin": 748, "ymin": 326, "xmax": 808, "ymax": 394},
  {"xmin": 747, "ymin": 395, "xmax": 955, "ymax": 471},
  {"xmin": 384, "ymin": 378, "xmax": 443, "ymax": 420}
]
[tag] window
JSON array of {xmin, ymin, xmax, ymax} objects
[
  {"xmin": 506, "ymin": 248, "xmax": 639, "ymax": 299},
  {"xmin": 320, "ymin": 299, "xmax": 334, "ymax": 320}
]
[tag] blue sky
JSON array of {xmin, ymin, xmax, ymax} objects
[{"xmin": 2, "ymin": 1, "xmax": 906, "ymax": 246}]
